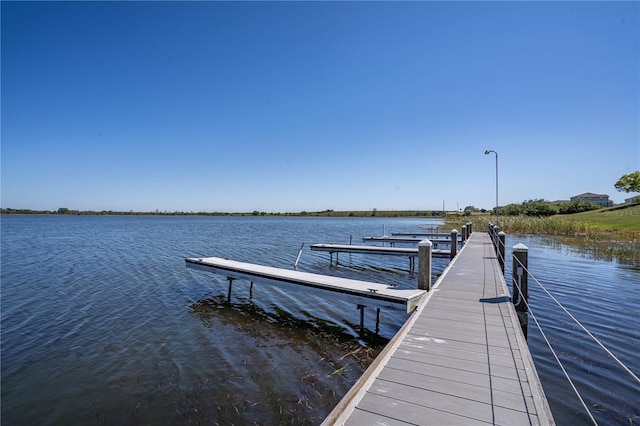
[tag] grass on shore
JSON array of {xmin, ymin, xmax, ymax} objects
[{"xmin": 443, "ymin": 204, "xmax": 640, "ymax": 264}]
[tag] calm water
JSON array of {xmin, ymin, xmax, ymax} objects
[{"xmin": 1, "ymin": 215, "xmax": 639, "ymax": 425}]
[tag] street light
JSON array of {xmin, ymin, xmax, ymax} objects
[{"xmin": 485, "ymin": 150, "xmax": 498, "ymax": 227}]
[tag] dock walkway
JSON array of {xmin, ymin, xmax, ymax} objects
[{"xmin": 324, "ymin": 232, "xmax": 553, "ymax": 425}]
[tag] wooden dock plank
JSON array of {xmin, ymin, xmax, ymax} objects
[
  {"xmin": 398, "ymin": 339, "xmax": 525, "ymax": 370},
  {"xmin": 352, "ymin": 392, "xmax": 490, "ymax": 425},
  {"xmin": 322, "ymin": 232, "xmax": 554, "ymax": 425},
  {"xmin": 376, "ymin": 368, "xmax": 536, "ymax": 414}
]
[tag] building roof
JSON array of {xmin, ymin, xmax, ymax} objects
[{"xmin": 572, "ymin": 192, "xmax": 610, "ymax": 198}]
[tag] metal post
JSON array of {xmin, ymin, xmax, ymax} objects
[
  {"xmin": 227, "ymin": 277, "xmax": 234, "ymax": 303},
  {"xmin": 450, "ymin": 229, "xmax": 458, "ymax": 260},
  {"xmin": 512, "ymin": 243, "xmax": 529, "ymax": 339},
  {"xmin": 294, "ymin": 243, "xmax": 304, "ymax": 269},
  {"xmin": 418, "ymin": 239, "xmax": 432, "ymax": 291},
  {"xmin": 357, "ymin": 304, "xmax": 366, "ymax": 337},
  {"xmin": 498, "ymin": 231, "xmax": 506, "ymax": 274}
]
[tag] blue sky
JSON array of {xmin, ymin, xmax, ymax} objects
[{"xmin": 2, "ymin": 1, "xmax": 638, "ymax": 213}]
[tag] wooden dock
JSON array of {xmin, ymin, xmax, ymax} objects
[
  {"xmin": 185, "ymin": 257, "xmax": 426, "ymax": 314},
  {"xmin": 323, "ymin": 232, "xmax": 554, "ymax": 425}
]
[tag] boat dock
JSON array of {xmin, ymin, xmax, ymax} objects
[
  {"xmin": 362, "ymin": 236, "xmax": 454, "ymax": 245},
  {"xmin": 309, "ymin": 243, "xmax": 450, "ymax": 272},
  {"xmin": 323, "ymin": 232, "xmax": 554, "ymax": 425},
  {"xmin": 391, "ymin": 232, "xmax": 460, "ymax": 238},
  {"xmin": 185, "ymin": 257, "xmax": 426, "ymax": 314}
]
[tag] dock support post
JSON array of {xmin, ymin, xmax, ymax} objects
[
  {"xmin": 357, "ymin": 304, "xmax": 366, "ymax": 337},
  {"xmin": 468, "ymin": 222, "xmax": 472, "ymax": 234},
  {"xmin": 227, "ymin": 277, "xmax": 234, "ymax": 303},
  {"xmin": 491, "ymin": 226, "xmax": 499, "ymax": 253},
  {"xmin": 512, "ymin": 243, "xmax": 529, "ymax": 339},
  {"xmin": 498, "ymin": 231, "xmax": 506, "ymax": 274},
  {"xmin": 376, "ymin": 308, "xmax": 381, "ymax": 335},
  {"xmin": 450, "ymin": 229, "xmax": 458, "ymax": 260},
  {"xmin": 418, "ymin": 240, "xmax": 432, "ymax": 291},
  {"xmin": 461, "ymin": 225, "xmax": 467, "ymax": 242},
  {"xmin": 249, "ymin": 281, "xmax": 254, "ymax": 299}
]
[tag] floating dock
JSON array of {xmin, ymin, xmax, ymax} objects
[
  {"xmin": 185, "ymin": 257, "xmax": 426, "ymax": 314},
  {"xmin": 323, "ymin": 232, "xmax": 554, "ymax": 425}
]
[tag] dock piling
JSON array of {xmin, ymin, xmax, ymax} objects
[
  {"xmin": 512, "ymin": 243, "xmax": 529, "ymax": 339},
  {"xmin": 450, "ymin": 229, "xmax": 458, "ymax": 259},
  {"xmin": 498, "ymin": 231, "xmax": 506, "ymax": 273},
  {"xmin": 418, "ymin": 239, "xmax": 432, "ymax": 291},
  {"xmin": 357, "ymin": 304, "xmax": 366, "ymax": 337},
  {"xmin": 227, "ymin": 277, "xmax": 234, "ymax": 303},
  {"xmin": 492, "ymin": 225, "xmax": 500, "ymax": 253}
]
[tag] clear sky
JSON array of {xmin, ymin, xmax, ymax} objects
[{"xmin": 2, "ymin": 1, "xmax": 638, "ymax": 213}]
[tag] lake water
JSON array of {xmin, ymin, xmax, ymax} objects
[{"xmin": 1, "ymin": 215, "xmax": 638, "ymax": 425}]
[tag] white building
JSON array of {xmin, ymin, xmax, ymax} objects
[{"xmin": 570, "ymin": 192, "xmax": 613, "ymax": 207}]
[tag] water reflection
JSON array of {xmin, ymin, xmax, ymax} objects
[
  {"xmin": 537, "ymin": 235, "xmax": 640, "ymax": 266},
  {"xmin": 190, "ymin": 294, "xmax": 390, "ymax": 347},
  {"xmin": 187, "ymin": 295, "xmax": 389, "ymax": 424}
]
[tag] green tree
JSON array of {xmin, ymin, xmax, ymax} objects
[
  {"xmin": 522, "ymin": 199, "xmax": 557, "ymax": 216},
  {"xmin": 557, "ymin": 200, "xmax": 602, "ymax": 214},
  {"xmin": 499, "ymin": 203, "xmax": 523, "ymax": 216},
  {"xmin": 615, "ymin": 171, "xmax": 640, "ymax": 193}
]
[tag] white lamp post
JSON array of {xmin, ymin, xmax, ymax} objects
[{"xmin": 485, "ymin": 150, "xmax": 499, "ymax": 227}]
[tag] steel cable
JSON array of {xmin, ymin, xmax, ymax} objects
[{"xmin": 512, "ymin": 254, "xmax": 640, "ymax": 385}]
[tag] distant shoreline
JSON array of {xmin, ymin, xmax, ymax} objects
[{"xmin": 0, "ymin": 208, "xmax": 447, "ymax": 219}]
